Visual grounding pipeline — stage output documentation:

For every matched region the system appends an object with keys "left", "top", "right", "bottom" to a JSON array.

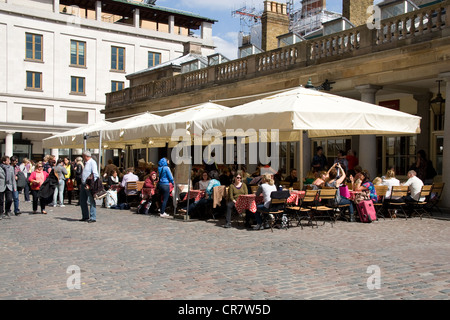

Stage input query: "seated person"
[
  {"left": 351, "top": 170, "right": 378, "bottom": 203},
  {"left": 223, "top": 174, "right": 248, "bottom": 229},
  {"left": 381, "top": 169, "right": 400, "bottom": 199},
  {"left": 284, "top": 168, "right": 298, "bottom": 187},
  {"left": 253, "top": 173, "right": 277, "bottom": 230},
  {"left": 121, "top": 167, "right": 140, "bottom": 195},
  {"left": 312, "top": 171, "right": 327, "bottom": 189},
  {"left": 403, "top": 170, "right": 425, "bottom": 204},
  {"left": 143, "top": 171, "right": 159, "bottom": 212},
  {"left": 303, "top": 168, "right": 316, "bottom": 186},
  {"left": 107, "top": 169, "right": 120, "bottom": 190},
  {"left": 181, "top": 171, "right": 221, "bottom": 218},
  {"left": 194, "top": 170, "right": 210, "bottom": 191},
  {"left": 326, "top": 163, "right": 355, "bottom": 222}
]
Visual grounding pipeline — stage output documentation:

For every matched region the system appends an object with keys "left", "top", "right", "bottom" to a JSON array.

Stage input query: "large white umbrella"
[
  {"left": 103, "top": 102, "right": 230, "bottom": 148},
  {"left": 42, "top": 120, "right": 111, "bottom": 149},
  {"left": 195, "top": 86, "right": 422, "bottom": 187},
  {"left": 197, "top": 87, "right": 421, "bottom": 139},
  {"left": 100, "top": 112, "right": 164, "bottom": 149}
]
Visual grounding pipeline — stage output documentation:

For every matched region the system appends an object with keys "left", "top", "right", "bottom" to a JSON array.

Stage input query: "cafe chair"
[
  {"left": 409, "top": 185, "right": 433, "bottom": 219},
  {"left": 427, "top": 182, "right": 445, "bottom": 214},
  {"left": 292, "top": 182, "right": 300, "bottom": 190},
  {"left": 262, "top": 190, "right": 291, "bottom": 232},
  {"left": 125, "top": 181, "right": 144, "bottom": 207},
  {"left": 313, "top": 188, "right": 339, "bottom": 227},
  {"left": 386, "top": 186, "right": 409, "bottom": 220},
  {"left": 374, "top": 185, "right": 389, "bottom": 220},
  {"left": 287, "top": 189, "right": 318, "bottom": 229}
]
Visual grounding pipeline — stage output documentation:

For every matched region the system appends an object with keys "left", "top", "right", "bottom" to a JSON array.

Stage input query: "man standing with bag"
[
  {"left": 80, "top": 151, "right": 99, "bottom": 223},
  {"left": 0, "top": 156, "right": 17, "bottom": 220}
]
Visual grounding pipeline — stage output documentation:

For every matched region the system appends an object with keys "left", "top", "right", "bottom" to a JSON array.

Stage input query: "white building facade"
[{"left": 0, "top": 0, "right": 216, "bottom": 161}]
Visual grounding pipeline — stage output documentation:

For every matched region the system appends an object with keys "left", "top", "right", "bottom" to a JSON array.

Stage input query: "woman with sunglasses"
[
  {"left": 223, "top": 174, "right": 248, "bottom": 228},
  {"left": 28, "top": 161, "right": 49, "bottom": 214}
]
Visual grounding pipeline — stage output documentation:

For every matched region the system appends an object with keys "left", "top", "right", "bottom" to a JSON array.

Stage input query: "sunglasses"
[{"left": 236, "top": 177, "right": 242, "bottom": 179}]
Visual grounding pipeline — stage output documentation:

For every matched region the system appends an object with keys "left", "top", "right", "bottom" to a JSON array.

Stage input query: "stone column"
[
  {"left": 134, "top": 8, "right": 140, "bottom": 28},
  {"left": 439, "top": 72, "right": 450, "bottom": 208},
  {"left": 168, "top": 15, "right": 175, "bottom": 34},
  {"left": 356, "top": 85, "right": 382, "bottom": 180},
  {"left": 414, "top": 92, "right": 433, "bottom": 155},
  {"left": 52, "top": 149, "right": 59, "bottom": 160},
  {"left": 5, "top": 131, "right": 14, "bottom": 157},
  {"left": 53, "top": 0, "right": 60, "bottom": 13},
  {"left": 95, "top": 1, "right": 102, "bottom": 21}
]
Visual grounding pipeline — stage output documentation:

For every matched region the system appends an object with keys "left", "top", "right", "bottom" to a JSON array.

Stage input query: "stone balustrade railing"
[{"left": 106, "top": 0, "right": 449, "bottom": 109}]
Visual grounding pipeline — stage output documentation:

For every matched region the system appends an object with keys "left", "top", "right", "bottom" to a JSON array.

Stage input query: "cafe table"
[{"left": 183, "top": 189, "right": 206, "bottom": 202}]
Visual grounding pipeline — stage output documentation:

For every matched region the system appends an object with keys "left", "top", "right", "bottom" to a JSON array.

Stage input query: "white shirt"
[
  {"left": 256, "top": 183, "right": 278, "bottom": 208},
  {"left": 403, "top": 176, "right": 425, "bottom": 201},
  {"left": 381, "top": 178, "right": 400, "bottom": 199}
]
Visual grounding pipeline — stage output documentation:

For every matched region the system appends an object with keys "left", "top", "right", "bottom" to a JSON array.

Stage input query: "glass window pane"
[
  {"left": 71, "top": 77, "right": 76, "bottom": 92},
  {"left": 34, "top": 72, "right": 41, "bottom": 88},
  {"left": 26, "top": 72, "right": 32, "bottom": 88}
]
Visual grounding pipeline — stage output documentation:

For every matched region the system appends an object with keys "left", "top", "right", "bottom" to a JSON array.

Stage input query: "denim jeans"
[
  {"left": 53, "top": 179, "right": 65, "bottom": 205},
  {"left": 339, "top": 198, "right": 354, "bottom": 219},
  {"left": 255, "top": 204, "right": 270, "bottom": 225},
  {"left": 80, "top": 184, "right": 96, "bottom": 221},
  {"left": 13, "top": 190, "right": 20, "bottom": 213},
  {"left": 159, "top": 184, "right": 171, "bottom": 214}
]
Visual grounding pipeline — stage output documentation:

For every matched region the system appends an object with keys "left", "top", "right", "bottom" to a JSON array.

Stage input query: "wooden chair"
[
  {"left": 262, "top": 190, "right": 291, "bottom": 232},
  {"left": 386, "top": 186, "right": 409, "bottom": 220},
  {"left": 409, "top": 185, "right": 433, "bottom": 219},
  {"left": 374, "top": 185, "right": 389, "bottom": 220},
  {"left": 312, "top": 188, "right": 339, "bottom": 227},
  {"left": 292, "top": 182, "right": 300, "bottom": 190},
  {"left": 286, "top": 189, "right": 318, "bottom": 229},
  {"left": 427, "top": 182, "right": 445, "bottom": 214},
  {"left": 125, "top": 181, "right": 142, "bottom": 207}
]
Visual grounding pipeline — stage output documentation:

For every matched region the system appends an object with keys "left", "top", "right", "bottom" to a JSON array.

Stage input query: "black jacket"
[{"left": 38, "top": 169, "right": 59, "bottom": 199}]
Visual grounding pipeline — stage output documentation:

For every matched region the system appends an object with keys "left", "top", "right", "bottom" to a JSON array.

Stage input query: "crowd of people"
[{"left": 0, "top": 146, "right": 439, "bottom": 225}]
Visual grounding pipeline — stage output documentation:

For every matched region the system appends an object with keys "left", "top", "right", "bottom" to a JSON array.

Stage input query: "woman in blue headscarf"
[{"left": 158, "top": 158, "right": 174, "bottom": 218}]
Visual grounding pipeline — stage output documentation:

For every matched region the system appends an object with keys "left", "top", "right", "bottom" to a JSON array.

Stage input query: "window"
[
  {"left": 111, "top": 81, "right": 124, "bottom": 92},
  {"left": 111, "top": 46, "right": 125, "bottom": 71},
  {"left": 22, "top": 107, "right": 45, "bottom": 121},
  {"left": 70, "top": 40, "right": 86, "bottom": 67},
  {"left": 71, "top": 76, "right": 85, "bottom": 94},
  {"left": 385, "top": 136, "right": 417, "bottom": 176},
  {"left": 26, "top": 71, "right": 42, "bottom": 90},
  {"left": 26, "top": 33, "right": 43, "bottom": 61},
  {"left": 148, "top": 51, "right": 161, "bottom": 68},
  {"left": 67, "top": 111, "right": 88, "bottom": 124}
]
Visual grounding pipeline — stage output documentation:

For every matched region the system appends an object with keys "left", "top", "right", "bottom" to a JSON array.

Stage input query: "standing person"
[
  {"left": 52, "top": 158, "right": 68, "bottom": 207},
  {"left": 63, "top": 157, "right": 74, "bottom": 205},
  {"left": 334, "top": 150, "right": 349, "bottom": 174},
  {"left": 311, "top": 146, "right": 328, "bottom": 172},
  {"left": 410, "top": 150, "right": 437, "bottom": 185},
  {"left": 10, "top": 156, "right": 22, "bottom": 215},
  {"left": 223, "top": 173, "right": 248, "bottom": 229},
  {"left": 346, "top": 150, "right": 359, "bottom": 176},
  {"left": 28, "top": 162, "right": 49, "bottom": 214},
  {"left": 19, "top": 158, "right": 31, "bottom": 202},
  {"left": 80, "top": 151, "right": 99, "bottom": 223},
  {"left": 157, "top": 157, "right": 174, "bottom": 218},
  {"left": 0, "top": 156, "right": 17, "bottom": 220},
  {"left": 74, "top": 157, "right": 84, "bottom": 206}
]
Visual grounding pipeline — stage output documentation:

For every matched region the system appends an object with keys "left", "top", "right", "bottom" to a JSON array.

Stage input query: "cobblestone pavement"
[{"left": 0, "top": 197, "right": 449, "bottom": 301}]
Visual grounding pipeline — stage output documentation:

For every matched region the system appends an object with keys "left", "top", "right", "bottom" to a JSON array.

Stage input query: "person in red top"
[
  {"left": 346, "top": 150, "right": 359, "bottom": 176},
  {"left": 28, "top": 161, "right": 49, "bottom": 214}
]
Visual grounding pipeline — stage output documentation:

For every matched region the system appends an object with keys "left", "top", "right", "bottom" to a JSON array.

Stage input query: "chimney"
[
  {"left": 261, "top": 1, "right": 290, "bottom": 52},
  {"left": 342, "top": 0, "right": 373, "bottom": 27},
  {"left": 183, "top": 41, "right": 202, "bottom": 55}
]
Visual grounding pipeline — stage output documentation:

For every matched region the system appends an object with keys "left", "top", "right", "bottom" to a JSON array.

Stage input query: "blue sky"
[{"left": 156, "top": 0, "right": 378, "bottom": 59}]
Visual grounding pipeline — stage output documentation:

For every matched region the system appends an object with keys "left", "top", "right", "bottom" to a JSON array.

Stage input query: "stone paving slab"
[{"left": 0, "top": 198, "right": 449, "bottom": 301}]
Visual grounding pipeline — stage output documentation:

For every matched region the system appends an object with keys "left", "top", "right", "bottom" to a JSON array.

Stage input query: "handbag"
[
  {"left": 354, "top": 190, "right": 370, "bottom": 204},
  {"left": 339, "top": 185, "right": 351, "bottom": 199},
  {"left": 66, "top": 179, "right": 74, "bottom": 191}
]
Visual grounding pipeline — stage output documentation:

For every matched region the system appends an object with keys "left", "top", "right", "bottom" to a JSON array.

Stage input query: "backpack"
[{"left": 137, "top": 199, "right": 152, "bottom": 214}]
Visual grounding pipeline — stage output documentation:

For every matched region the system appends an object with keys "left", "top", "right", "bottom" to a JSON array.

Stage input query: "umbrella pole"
[
  {"left": 185, "top": 156, "right": 192, "bottom": 221},
  {"left": 299, "top": 133, "right": 304, "bottom": 191}
]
